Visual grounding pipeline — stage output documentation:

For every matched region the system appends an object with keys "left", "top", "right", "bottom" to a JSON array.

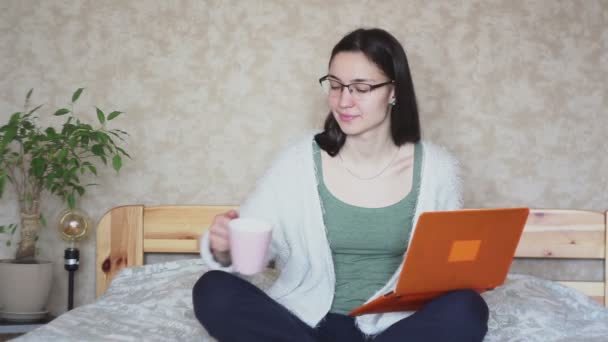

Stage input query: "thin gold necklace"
[{"left": 338, "top": 146, "right": 400, "bottom": 181}]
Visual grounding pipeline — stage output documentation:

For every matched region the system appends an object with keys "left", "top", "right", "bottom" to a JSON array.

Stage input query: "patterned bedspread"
[{"left": 15, "top": 259, "right": 608, "bottom": 341}]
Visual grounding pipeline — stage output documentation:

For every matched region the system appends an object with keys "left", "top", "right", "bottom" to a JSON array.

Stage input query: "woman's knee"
[
  {"left": 442, "top": 290, "right": 488, "bottom": 317},
  {"left": 192, "top": 270, "right": 240, "bottom": 325},
  {"left": 441, "top": 290, "right": 489, "bottom": 337}
]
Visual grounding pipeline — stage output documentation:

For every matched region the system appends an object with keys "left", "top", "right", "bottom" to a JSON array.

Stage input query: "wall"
[{"left": 0, "top": 0, "right": 606, "bottom": 316}]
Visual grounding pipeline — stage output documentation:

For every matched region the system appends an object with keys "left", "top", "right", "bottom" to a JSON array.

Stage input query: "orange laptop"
[{"left": 349, "top": 207, "right": 530, "bottom": 316}]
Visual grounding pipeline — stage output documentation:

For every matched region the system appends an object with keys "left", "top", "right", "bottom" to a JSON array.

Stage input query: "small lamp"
[{"left": 57, "top": 208, "right": 91, "bottom": 311}]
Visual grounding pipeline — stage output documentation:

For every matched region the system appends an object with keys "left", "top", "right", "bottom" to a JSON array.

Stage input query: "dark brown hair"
[{"left": 315, "top": 28, "right": 421, "bottom": 156}]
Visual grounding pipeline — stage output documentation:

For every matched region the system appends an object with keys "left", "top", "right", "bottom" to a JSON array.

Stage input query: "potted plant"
[{"left": 0, "top": 88, "right": 129, "bottom": 319}]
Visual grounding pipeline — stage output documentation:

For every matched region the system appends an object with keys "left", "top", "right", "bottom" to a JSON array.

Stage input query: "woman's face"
[{"left": 326, "top": 51, "right": 395, "bottom": 138}]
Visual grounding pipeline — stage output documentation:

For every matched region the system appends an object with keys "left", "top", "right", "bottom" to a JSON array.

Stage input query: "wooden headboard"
[{"left": 95, "top": 206, "right": 607, "bottom": 307}]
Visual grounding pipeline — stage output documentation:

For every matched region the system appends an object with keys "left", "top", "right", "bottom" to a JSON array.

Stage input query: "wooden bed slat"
[
  {"left": 144, "top": 239, "right": 198, "bottom": 253},
  {"left": 96, "top": 205, "right": 144, "bottom": 297},
  {"left": 515, "top": 210, "right": 605, "bottom": 259},
  {"left": 558, "top": 281, "right": 605, "bottom": 306},
  {"left": 142, "top": 205, "right": 237, "bottom": 253}
]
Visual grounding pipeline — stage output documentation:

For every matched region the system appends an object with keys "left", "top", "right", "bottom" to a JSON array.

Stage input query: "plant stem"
[{"left": 6, "top": 164, "right": 21, "bottom": 197}]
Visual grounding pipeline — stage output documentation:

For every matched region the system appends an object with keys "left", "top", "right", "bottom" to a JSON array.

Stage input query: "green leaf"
[
  {"left": 45, "top": 127, "right": 57, "bottom": 136},
  {"left": 0, "top": 172, "right": 5, "bottom": 195},
  {"left": 75, "top": 186, "right": 85, "bottom": 196},
  {"left": 116, "top": 146, "right": 131, "bottom": 158},
  {"left": 62, "top": 123, "right": 76, "bottom": 135},
  {"left": 112, "top": 154, "right": 122, "bottom": 172},
  {"left": 108, "top": 131, "right": 126, "bottom": 141},
  {"left": 45, "top": 173, "right": 56, "bottom": 188},
  {"left": 86, "top": 164, "right": 97, "bottom": 176},
  {"left": 54, "top": 108, "right": 70, "bottom": 116},
  {"left": 72, "top": 88, "right": 84, "bottom": 103},
  {"left": 22, "top": 120, "right": 34, "bottom": 130},
  {"left": 0, "top": 224, "right": 16, "bottom": 235},
  {"left": 32, "top": 157, "right": 46, "bottom": 177},
  {"left": 26, "top": 88, "right": 33, "bottom": 102},
  {"left": 97, "top": 132, "right": 108, "bottom": 144},
  {"left": 96, "top": 107, "right": 105, "bottom": 124},
  {"left": 107, "top": 111, "right": 123, "bottom": 121},
  {"left": 92, "top": 144, "right": 105, "bottom": 156},
  {"left": 40, "top": 214, "right": 47, "bottom": 227},
  {"left": 67, "top": 193, "right": 76, "bottom": 209},
  {"left": 2, "top": 126, "right": 17, "bottom": 145},
  {"left": 27, "top": 104, "right": 43, "bottom": 115},
  {"left": 66, "top": 165, "right": 79, "bottom": 180},
  {"left": 8, "top": 112, "right": 23, "bottom": 125},
  {"left": 57, "top": 149, "right": 68, "bottom": 161}
]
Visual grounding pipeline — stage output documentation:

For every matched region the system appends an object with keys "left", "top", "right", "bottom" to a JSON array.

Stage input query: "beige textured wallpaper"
[{"left": 1, "top": 1, "right": 606, "bottom": 316}]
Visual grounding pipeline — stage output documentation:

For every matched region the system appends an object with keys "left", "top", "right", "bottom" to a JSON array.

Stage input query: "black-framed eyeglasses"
[{"left": 318, "top": 75, "right": 394, "bottom": 100}]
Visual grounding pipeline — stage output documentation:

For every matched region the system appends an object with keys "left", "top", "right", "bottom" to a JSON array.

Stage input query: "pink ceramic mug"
[{"left": 229, "top": 218, "right": 273, "bottom": 275}]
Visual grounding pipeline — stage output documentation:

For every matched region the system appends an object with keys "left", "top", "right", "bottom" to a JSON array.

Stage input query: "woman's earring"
[{"left": 389, "top": 98, "right": 396, "bottom": 106}]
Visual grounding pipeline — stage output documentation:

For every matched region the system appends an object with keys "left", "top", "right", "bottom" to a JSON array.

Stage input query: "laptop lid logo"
[{"left": 448, "top": 240, "right": 481, "bottom": 262}]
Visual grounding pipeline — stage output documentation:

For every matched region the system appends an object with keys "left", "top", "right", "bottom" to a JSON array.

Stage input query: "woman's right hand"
[{"left": 208, "top": 209, "right": 239, "bottom": 265}]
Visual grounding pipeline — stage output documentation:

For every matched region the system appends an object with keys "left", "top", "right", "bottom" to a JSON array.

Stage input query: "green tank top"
[{"left": 313, "top": 141, "right": 422, "bottom": 314}]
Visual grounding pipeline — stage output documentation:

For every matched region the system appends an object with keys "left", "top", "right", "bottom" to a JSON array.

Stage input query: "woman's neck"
[{"left": 340, "top": 133, "right": 397, "bottom": 164}]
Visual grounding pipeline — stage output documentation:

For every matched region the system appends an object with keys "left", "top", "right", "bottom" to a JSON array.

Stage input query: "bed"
[{"left": 14, "top": 205, "right": 608, "bottom": 341}]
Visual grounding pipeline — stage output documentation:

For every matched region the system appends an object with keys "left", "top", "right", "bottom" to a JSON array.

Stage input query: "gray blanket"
[{"left": 16, "top": 259, "right": 608, "bottom": 341}]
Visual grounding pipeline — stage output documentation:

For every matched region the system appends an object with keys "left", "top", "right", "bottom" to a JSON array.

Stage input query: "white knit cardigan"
[{"left": 201, "top": 134, "right": 463, "bottom": 335}]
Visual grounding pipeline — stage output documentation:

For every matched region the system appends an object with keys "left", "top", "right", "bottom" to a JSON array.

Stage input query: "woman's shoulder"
[
  {"left": 262, "top": 132, "right": 318, "bottom": 174},
  {"left": 419, "top": 140, "right": 463, "bottom": 208},
  {"left": 273, "top": 131, "right": 318, "bottom": 162},
  {"left": 419, "top": 140, "right": 460, "bottom": 169},
  {"left": 244, "top": 133, "right": 317, "bottom": 196}
]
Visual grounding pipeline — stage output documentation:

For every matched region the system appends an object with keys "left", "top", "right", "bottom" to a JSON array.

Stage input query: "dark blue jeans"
[{"left": 192, "top": 270, "right": 488, "bottom": 342}]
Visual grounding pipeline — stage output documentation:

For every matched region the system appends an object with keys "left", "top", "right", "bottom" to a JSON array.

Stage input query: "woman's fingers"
[
  {"left": 225, "top": 209, "right": 239, "bottom": 219},
  {"left": 209, "top": 210, "right": 239, "bottom": 253}
]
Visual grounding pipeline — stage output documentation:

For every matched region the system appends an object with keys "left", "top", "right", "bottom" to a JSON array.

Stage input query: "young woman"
[{"left": 193, "top": 28, "right": 489, "bottom": 342}]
